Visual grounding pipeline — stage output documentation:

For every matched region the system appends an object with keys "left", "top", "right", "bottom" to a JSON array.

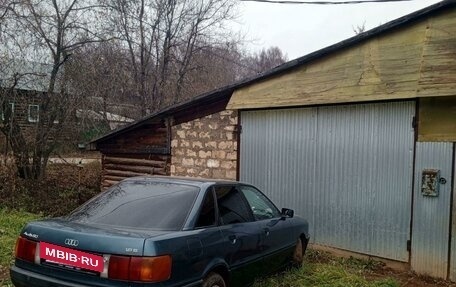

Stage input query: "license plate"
[{"left": 40, "top": 242, "right": 104, "bottom": 273}]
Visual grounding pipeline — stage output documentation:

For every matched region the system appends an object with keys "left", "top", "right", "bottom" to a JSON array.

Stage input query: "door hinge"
[
  {"left": 407, "top": 240, "right": 411, "bottom": 252},
  {"left": 235, "top": 124, "right": 242, "bottom": 134}
]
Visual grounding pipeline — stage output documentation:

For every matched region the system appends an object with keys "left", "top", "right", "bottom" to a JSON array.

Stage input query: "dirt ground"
[{"left": 0, "top": 266, "right": 10, "bottom": 286}]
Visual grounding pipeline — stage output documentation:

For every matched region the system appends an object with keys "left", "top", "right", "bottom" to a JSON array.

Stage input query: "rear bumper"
[
  {"left": 10, "top": 265, "right": 88, "bottom": 287},
  {"left": 11, "top": 265, "right": 203, "bottom": 287}
]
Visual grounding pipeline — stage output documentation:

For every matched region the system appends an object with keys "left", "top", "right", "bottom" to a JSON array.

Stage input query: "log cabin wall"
[
  {"left": 101, "top": 153, "right": 170, "bottom": 189},
  {"left": 170, "top": 110, "right": 238, "bottom": 180},
  {"left": 97, "top": 120, "right": 171, "bottom": 189},
  {"left": 0, "top": 89, "right": 43, "bottom": 140},
  {"left": 0, "top": 89, "right": 77, "bottom": 151}
]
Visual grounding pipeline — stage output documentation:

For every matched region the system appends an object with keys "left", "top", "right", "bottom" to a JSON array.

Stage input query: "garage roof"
[{"left": 89, "top": 0, "right": 454, "bottom": 146}]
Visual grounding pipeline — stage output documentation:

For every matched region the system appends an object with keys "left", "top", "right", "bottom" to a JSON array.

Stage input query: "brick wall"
[{"left": 171, "top": 110, "right": 238, "bottom": 180}]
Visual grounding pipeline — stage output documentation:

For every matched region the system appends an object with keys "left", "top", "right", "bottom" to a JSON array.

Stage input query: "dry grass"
[
  {"left": 0, "top": 161, "right": 101, "bottom": 217},
  {"left": 254, "top": 250, "right": 398, "bottom": 287}
]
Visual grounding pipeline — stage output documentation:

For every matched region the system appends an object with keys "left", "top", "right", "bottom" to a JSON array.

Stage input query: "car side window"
[
  {"left": 215, "top": 186, "right": 253, "bottom": 225},
  {"left": 240, "top": 186, "right": 281, "bottom": 221},
  {"left": 195, "top": 189, "right": 216, "bottom": 228}
]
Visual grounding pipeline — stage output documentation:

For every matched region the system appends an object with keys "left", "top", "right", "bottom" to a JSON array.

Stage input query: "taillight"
[
  {"left": 130, "top": 255, "right": 172, "bottom": 282},
  {"left": 108, "top": 255, "right": 172, "bottom": 282},
  {"left": 108, "top": 255, "right": 130, "bottom": 280},
  {"left": 15, "top": 236, "right": 37, "bottom": 263}
]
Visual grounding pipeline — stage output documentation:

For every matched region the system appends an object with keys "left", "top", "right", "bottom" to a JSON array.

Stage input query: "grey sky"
[{"left": 231, "top": 0, "right": 442, "bottom": 60}]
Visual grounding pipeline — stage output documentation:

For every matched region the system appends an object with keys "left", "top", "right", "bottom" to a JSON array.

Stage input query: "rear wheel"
[
  {"left": 292, "top": 237, "right": 304, "bottom": 266},
  {"left": 203, "top": 272, "right": 226, "bottom": 287}
]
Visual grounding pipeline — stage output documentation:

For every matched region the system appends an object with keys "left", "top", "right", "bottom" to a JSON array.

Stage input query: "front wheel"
[
  {"left": 292, "top": 237, "right": 304, "bottom": 266},
  {"left": 202, "top": 272, "right": 226, "bottom": 287}
]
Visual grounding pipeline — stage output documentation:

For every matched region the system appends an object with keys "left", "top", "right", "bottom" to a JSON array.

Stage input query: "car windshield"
[{"left": 67, "top": 180, "right": 199, "bottom": 230}]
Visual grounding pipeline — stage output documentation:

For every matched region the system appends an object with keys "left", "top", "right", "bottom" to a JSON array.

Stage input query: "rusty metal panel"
[
  {"left": 411, "top": 142, "right": 453, "bottom": 279},
  {"left": 240, "top": 101, "right": 415, "bottom": 262},
  {"left": 421, "top": 169, "right": 441, "bottom": 197}
]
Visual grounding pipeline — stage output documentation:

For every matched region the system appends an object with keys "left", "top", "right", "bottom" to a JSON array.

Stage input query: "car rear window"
[{"left": 67, "top": 181, "right": 199, "bottom": 230}]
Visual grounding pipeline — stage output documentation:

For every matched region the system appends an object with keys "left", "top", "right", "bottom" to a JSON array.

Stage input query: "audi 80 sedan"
[{"left": 11, "top": 176, "right": 310, "bottom": 287}]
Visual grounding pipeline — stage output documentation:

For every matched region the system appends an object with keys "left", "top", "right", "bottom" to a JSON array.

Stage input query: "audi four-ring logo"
[{"left": 64, "top": 239, "right": 79, "bottom": 247}]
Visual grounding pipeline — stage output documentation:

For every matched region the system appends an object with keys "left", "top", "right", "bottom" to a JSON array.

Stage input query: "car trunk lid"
[{"left": 21, "top": 218, "right": 166, "bottom": 256}]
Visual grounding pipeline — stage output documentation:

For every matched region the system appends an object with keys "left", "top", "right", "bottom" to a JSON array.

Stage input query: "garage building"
[{"left": 89, "top": 1, "right": 456, "bottom": 280}]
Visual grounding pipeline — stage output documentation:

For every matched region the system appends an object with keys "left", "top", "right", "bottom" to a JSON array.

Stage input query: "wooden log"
[
  {"left": 140, "top": 137, "right": 167, "bottom": 145},
  {"left": 109, "top": 135, "right": 167, "bottom": 146},
  {"left": 105, "top": 169, "right": 149, "bottom": 177},
  {"left": 104, "top": 156, "right": 166, "bottom": 167},
  {"left": 107, "top": 153, "right": 170, "bottom": 161},
  {"left": 105, "top": 169, "right": 167, "bottom": 176},
  {"left": 152, "top": 170, "right": 167, "bottom": 176},
  {"left": 102, "top": 179, "right": 119, "bottom": 186},
  {"left": 104, "top": 175, "right": 128, "bottom": 181},
  {"left": 104, "top": 169, "right": 169, "bottom": 177},
  {"left": 104, "top": 164, "right": 165, "bottom": 174},
  {"left": 100, "top": 148, "right": 169, "bottom": 155},
  {"left": 103, "top": 170, "right": 168, "bottom": 183}
]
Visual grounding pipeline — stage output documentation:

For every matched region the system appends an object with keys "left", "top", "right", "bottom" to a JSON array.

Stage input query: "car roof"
[{"left": 121, "top": 175, "right": 242, "bottom": 187}]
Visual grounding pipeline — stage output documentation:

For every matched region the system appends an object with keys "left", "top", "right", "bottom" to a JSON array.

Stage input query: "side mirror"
[{"left": 281, "top": 208, "right": 294, "bottom": 218}]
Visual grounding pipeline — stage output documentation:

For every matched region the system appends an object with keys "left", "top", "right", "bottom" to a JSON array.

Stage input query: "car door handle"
[
  {"left": 228, "top": 235, "right": 237, "bottom": 244},
  {"left": 263, "top": 228, "right": 270, "bottom": 236}
]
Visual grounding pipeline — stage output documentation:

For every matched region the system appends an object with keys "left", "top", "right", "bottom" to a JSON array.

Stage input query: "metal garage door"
[
  {"left": 412, "top": 142, "right": 453, "bottom": 278},
  {"left": 240, "top": 101, "right": 415, "bottom": 261}
]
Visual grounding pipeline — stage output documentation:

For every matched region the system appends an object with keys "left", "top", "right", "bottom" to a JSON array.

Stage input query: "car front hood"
[{"left": 21, "top": 218, "right": 169, "bottom": 256}]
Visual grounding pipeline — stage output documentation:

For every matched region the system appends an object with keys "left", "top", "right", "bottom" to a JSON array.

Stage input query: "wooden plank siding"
[
  {"left": 227, "top": 7, "right": 456, "bottom": 110},
  {"left": 97, "top": 120, "right": 171, "bottom": 189},
  {"left": 97, "top": 122, "right": 169, "bottom": 154},
  {"left": 418, "top": 96, "right": 456, "bottom": 142}
]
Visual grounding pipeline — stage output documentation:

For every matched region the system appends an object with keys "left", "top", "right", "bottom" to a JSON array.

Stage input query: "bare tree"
[
  {"left": 0, "top": 0, "right": 17, "bottom": 21},
  {"left": 65, "top": 40, "right": 249, "bottom": 128},
  {"left": 64, "top": 41, "right": 137, "bottom": 138},
  {"left": 173, "top": 41, "right": 248, "bottom": 100},
  {"left": 353, "top": 21, "right": 366, "bottom": 34},
  {"left": 240, "top": 46, "right": 288, "bottom": 78},
  {"left": 0, "top": 0, "right": 106, "bottom": 179},
  {"left": 104, "top": 0, "right": 237, "bottom": 116}
]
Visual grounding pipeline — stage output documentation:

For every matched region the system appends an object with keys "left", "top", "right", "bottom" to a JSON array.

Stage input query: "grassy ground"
[
  {"left": 0, "top": 209, "right": 452, "bottom": 287},
  {"left": 0, "top": 209, "right": 42, "bottom": 286},
  {"left": 254, "top": 250, "right": 399, "bottom": 287},
  {"left": 0, "top": 209, "right": 398, "bottom": 287}
]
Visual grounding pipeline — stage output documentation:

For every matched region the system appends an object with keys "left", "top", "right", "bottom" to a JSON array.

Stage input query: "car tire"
[
  {"left": 292, "top": 237, "right": 304, "bottom": 266},
  {"left": 202, "top": 272, "right": 226, "bottom": 287}
]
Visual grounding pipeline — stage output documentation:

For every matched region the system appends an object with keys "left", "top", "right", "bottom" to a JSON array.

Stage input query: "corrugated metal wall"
[
  {"left": 240, "top": 101, "right": 415, "bottom": 262},
  {"left": 451, "top": 147, "right": 456, "bottom": 281},
  {"left": 411, "top": 143, "right": 453, "bottom": 278}
]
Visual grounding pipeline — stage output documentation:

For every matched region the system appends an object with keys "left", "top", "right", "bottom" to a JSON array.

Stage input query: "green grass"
[
  {"left": 254, "top": 250, "right": 400, "bottom": 287},
  {"left": 0, "top": 208, "right": 41, "bottom": 286},
  {"left": 0, "top": 209, "right": 399, "bottom": 287}
]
